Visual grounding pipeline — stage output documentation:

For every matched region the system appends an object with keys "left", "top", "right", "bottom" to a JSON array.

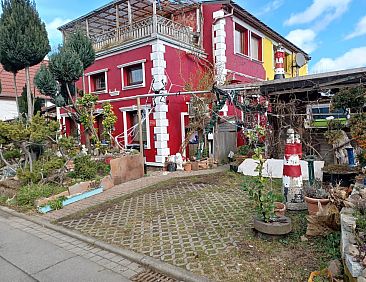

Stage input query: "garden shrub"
[
  {"left": 3, "top": 149, "right": 21, "bottom": 160},
  {"left": 17, "top": 156, "right": 66, "bottom": 184},
  {"left": 16, "top": 184, "right": 66, "bottom": 207},
  {"left": 73, "top": 155, "right": 97, "bottom": 180},
  {"left": 73, "top": 155, "right": 110, "bottom": 181}
]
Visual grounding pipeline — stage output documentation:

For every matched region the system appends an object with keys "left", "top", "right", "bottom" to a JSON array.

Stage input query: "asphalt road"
[{"left": 0, "top": 209, "right": 132, "bottom": 282}]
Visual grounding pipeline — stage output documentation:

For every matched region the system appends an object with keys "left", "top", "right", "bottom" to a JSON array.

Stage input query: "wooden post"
[
  {"left": 115, "top": 4, "right": 120, "bottom": 39},
  {"left": 127, "top": 0, "right": 132, "bottom": 27},
  {"left": 85, "top": 19, "right": 90, "bottom": 37},
  {"left": 137, "top": 97, "right": 144, "bottom": 156},
  {"left": 152, "top": 0, "right": 157, "bottom": 34}
]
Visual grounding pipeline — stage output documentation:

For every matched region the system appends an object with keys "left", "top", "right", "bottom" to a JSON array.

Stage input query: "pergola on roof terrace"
[{"left": 58, "top": 0, "right": 202, "bottom": 35}]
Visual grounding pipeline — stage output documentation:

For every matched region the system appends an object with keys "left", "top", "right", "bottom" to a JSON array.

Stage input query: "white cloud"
[
  {"left": 286, "top": 29, "right": 318, "bottom": 53},
  {"left": 346, "top": 15, "right": 366, "bottom": 39},
  {"left": 284, "top": 0, "right": 351, "bottom": 30},
  {"left": 46, "top": 17, "right": 70, "bottom": 47},
  {"left": 311, "top": 46, "right": 366, "bottom": 73},
  {"left": 256, "top": 0, "right": 284, "bottom": 16}
]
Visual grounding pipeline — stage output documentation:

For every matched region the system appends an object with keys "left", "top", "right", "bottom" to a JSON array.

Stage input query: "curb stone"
[{"left": 0, "top": 206, "right": 211, "bottom": 282}]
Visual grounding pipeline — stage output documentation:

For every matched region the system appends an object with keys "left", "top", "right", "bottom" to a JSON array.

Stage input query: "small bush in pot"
[
  {"left": 242, "top": 126, "right": 292, "bottom": 235},
  {"left": 304, "top": 179, "right": 330, "bottom": 215},
  {"left": 243, "top": 146, "right": 275, "bottom": 222}
]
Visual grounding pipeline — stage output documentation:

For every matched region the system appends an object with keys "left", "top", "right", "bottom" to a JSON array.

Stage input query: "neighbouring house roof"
[{"left": 0, "top": 61, "right": 49, "bottom": 99}]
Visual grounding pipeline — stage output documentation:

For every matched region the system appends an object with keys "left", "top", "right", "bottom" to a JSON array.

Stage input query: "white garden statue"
[
  {"left": 81, "top": 145, "right": 88, "bottom": 156},
  {"left": 175, "top": 153, "right": 184, "bottom": 171}
]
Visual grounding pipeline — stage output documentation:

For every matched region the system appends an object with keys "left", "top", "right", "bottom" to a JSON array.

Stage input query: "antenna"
[{"left": 295, "top": 53, "right": 306, "bottom": 68}]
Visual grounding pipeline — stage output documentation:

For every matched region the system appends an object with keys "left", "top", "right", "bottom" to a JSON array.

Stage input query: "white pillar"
[
  {"left": 151, "top": 40, "right": 169, "bottom": 164},
  {"left": 213, "top": 10, "right": 227, "bottom": 85}
]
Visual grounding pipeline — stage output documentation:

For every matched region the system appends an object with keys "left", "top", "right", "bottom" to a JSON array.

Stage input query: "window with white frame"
[
  {"left": 94, "top": 73, "right": 106, "bottom": 91},
  {"left": 118, "top": 59, "right": 146, "bottom": 90},
  {"left": 86, "top": 69, "right": 108, "bottom": 93},
  {"left": 120, "top": 106, "right": 151, "bottom": 149},
  {"left": 251, "top": 34, "right": 262, "bottom": 61},
  {"left": 234, "top": 24, "right": 248, "bottom": 55}
]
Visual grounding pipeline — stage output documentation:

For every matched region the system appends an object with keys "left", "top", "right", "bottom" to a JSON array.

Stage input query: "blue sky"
[{"left": 35, "top": 0, "right": 366, "bottom": 74}]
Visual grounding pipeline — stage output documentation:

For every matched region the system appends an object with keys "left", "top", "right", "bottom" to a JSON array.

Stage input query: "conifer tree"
[
  {"left": 0, "top": 0, "right": 50, "bottom": 121},
  {"left": 35, "top": 41, "right": 96, "bottom": 152},
  {"left": 64, "top": 29, "right": 95, "bottom": 94}
]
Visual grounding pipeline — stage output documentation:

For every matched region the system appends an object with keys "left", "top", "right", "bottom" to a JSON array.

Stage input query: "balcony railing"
[{"left": 90, "top": 15, "right": 198, "bottom": 52}]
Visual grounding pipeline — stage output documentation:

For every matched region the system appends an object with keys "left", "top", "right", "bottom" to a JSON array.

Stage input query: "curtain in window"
[{"left": 251, "top": 36, "right": 259, "bottom": 60}]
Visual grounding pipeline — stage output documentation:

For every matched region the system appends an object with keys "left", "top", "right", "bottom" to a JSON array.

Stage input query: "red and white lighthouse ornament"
[
  {"left": 274, "top": 43, "right": 285, "bottom": 80},
  {"left": 283, "top": 128, "right": 306, "bottom": 210}
]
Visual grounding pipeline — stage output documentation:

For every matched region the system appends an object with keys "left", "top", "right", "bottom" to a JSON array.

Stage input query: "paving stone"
[{"left": 57, "top": 176, "right": 249, "bottom": 277}]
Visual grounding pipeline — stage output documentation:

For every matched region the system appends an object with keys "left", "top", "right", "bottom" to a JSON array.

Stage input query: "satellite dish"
[{"left": 295, "top": 53, "right": 306, "bottom": 67}]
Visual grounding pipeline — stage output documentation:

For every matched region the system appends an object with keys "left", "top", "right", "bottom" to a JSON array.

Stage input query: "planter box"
[
  {"left": 38, "top": 187, "right": 103, "bottom": 214},
  {"left": 110, "top": 154, "right": 144, "bottom": 185}
]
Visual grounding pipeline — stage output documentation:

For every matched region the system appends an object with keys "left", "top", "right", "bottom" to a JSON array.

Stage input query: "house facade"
[
  {"left": 0, "top": 62, "right": 50, "bottom": 121},
  {"left": 59, "top": 0, "right": 309, "bottom": 166}
]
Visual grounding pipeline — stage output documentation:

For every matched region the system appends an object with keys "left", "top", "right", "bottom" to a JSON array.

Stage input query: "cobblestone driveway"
[{"left": 58, "top": 174, "right": 251, "bottom": 278}]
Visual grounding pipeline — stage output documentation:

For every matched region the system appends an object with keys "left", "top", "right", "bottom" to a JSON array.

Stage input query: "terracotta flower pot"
[
  {"left": 274, "top": 202, "right": 286, "bottom": 217},
  {"left": 304, "top": 196, "right": 330, "bottom": 215},
  {"left": 191, "top": 162, "right": 199, "bottom": 171},
  {"left": 184, "top": 162, "right": 192, "bottom": 171}
]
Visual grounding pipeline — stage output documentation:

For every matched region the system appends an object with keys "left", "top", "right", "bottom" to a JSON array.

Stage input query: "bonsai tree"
[
  {"left": 0, "top": 114, "right": 59, "bottom": 172},
  {"left": 0, "top": 0, "right": 50, "bottom": 120},
  {"left": 35, "top": 30, "right": 97, "bottom": 152},
  {"left": 64, "top": 29, "right": 95, "bottom": 94}
]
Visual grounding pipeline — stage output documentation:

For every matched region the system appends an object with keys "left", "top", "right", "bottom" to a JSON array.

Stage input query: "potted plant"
[
  {"left": 274, "top": 194, "right": 286, "bottom": 217},
  {"left": 304, "top": 180, "right": 330, "bottom": 215},
  {"left": 243, "top": 144, "right": 291, "bottom": 235}
]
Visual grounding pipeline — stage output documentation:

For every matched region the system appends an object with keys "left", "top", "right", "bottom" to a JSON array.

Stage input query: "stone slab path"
[
  {"left": 0, "top": 208, "right": 145, "bottom": 281},
  {"left": 41, "top": 167, "right": 227, "bottom": 221}
]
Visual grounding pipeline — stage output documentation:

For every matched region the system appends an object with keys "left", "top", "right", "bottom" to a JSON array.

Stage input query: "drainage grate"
[{"left": 131, "top": 269, "right": 177, "bottom": 282}]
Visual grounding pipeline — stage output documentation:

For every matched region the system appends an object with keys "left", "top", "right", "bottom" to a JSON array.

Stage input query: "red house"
[{"left": 59, "top": 0, "right": 309, "bottom": 166}]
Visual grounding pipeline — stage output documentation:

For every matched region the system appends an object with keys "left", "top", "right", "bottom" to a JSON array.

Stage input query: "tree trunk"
[
  {"left": 21, "top": 142, "right": 33, "bottom": 173},
  {"left": 82, "top": 71, "right": 86, "bottom": 95},
  {"left": 25, "top": 67, "right": 33, "bottom": 121},
  {"left": 12, "top": 73, "right": 20, "bottom": 118},
  {"left": 85, "top": 129, "right": 92, "bottom": 154}
]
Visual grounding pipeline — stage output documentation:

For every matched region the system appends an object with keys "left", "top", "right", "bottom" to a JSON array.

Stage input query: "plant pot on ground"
[
  {"left": 274, "top": 202, "right": 286, "bottom": 217},
  {"left": 242, "top": 126, "right": 291, "bottom": 236},
  {"left": 304, "top": 180, "right": 330, "bottom": 215},
  {"left": 191, "top": 161, "right": 199, "bottom": 171},
  {"left": 183, "top": 162, "right": 192, "bottom": 171},
  {"left": 167, "top": 162, "right": 176, "bottom": 172}
]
